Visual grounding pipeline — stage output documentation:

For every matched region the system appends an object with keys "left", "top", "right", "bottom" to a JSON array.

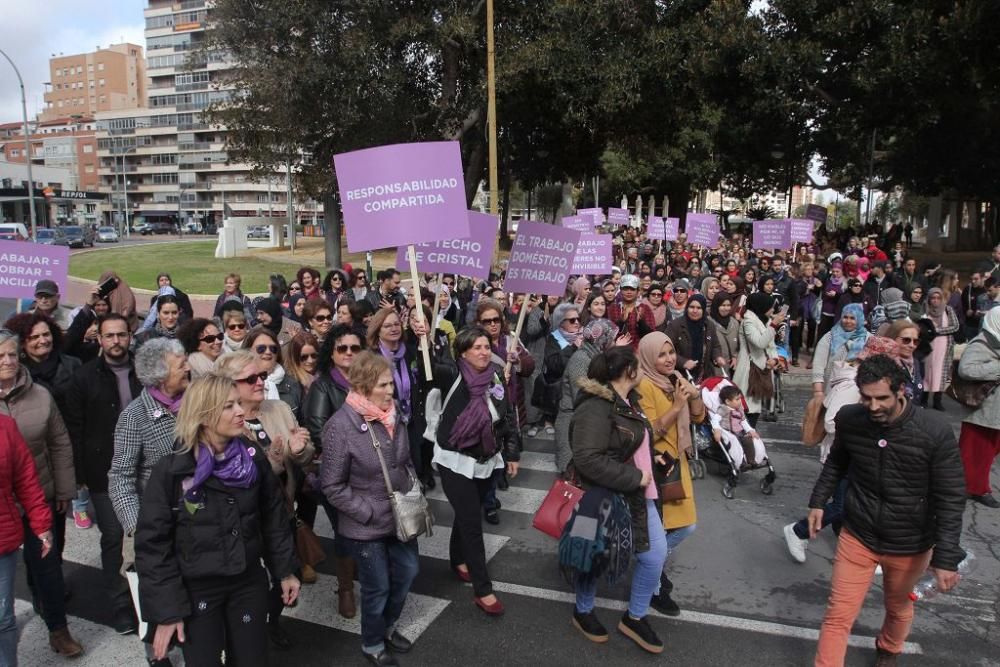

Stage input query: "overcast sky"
[{"left": 0, "top": 0, "right": 145, "bottom": 123}]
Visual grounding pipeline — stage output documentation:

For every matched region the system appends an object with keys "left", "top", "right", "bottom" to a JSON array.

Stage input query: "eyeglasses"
[
  {"left": 674, "top": 288, "right": 687, "bottom": 293},
  {"left": 289, "top": 285, "right": 301, "bottom": 292},
  {"left": 479, "top": 317, "right": 502, "bottom": 326},
  {"left": 235, "top": 371, "right": 268, "bottom": 385},
  {"left": 648, "top": 292, "right": 663, "bottom": 298},
  {"left": 227, "top": 323, "right": 247, "bottom": 331},
  {"left": 897, "top": 336, "right": 918, "bottom": 345},
  {"left": 255, "top": 344, "right": 279, "bottom": 355},
  {"left": 335, "top": 344, "right": 363, "bottom": 354},
  {"left": 443, "top": 280, "right": 455, "bottom": 286},
  {"left": 564, "top": 317, "right": 580, "bottom": 324},
  {"left": 331, "top": 276, "right": 342, "bottom": 282},
  {"left": 312, "top": 314, "right": 334, "bottom": 322},
  {"left": 300, "top": 352, "right": 319, "bottom": 360},
  {"left": 199, "top": 333, "right": 224, "bottom": 344}
]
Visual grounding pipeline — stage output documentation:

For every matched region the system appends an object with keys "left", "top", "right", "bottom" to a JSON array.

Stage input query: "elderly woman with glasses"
[
  {"left": 214, "top": 351, "right": 313, "bottom": 648},
  {"left": 531, "top": 304, "right": 582, "bottom": 437},
  {"left": 136, "top": 374, "right": 299, "bottom": 665},
  {"left": 177, "top": 317, "right": 225, "bottom": 378},
  {"left": 243, "top": 326, "right": 302, "bottom": 418},
  {"left": 0, "top": 328, "right": 82, "bottom": 656},
  {"left": 304, "top": 298, "right": 336, "bottom": 345}
]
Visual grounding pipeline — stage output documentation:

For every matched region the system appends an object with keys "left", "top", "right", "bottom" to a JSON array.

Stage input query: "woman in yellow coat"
[{"left": 636, "top": 331, "right": 705, "bottom": 617}]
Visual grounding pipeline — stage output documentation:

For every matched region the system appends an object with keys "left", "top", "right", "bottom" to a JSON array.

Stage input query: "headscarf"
[
  {"left": 747, "top": 292, "right": 775, "bottom": 322},
  {"left": 287, "top": 294, "right": 305, "bottom": 323},
  {"left": 711, "top": 292, "right": 734, "bottom": 328},
  {"left": 700, "top": 277, "right": 720, "bottom": 297},
  {"left": 139, "top": 285, "right": 177, "bottom": 333},
  {"left": 857, "top": 335, "right": 900, "bottom": 362},
  {"left": 637, "top": 332, "right": 692, "bottom": 455},
  {"left": 830, "top": 303, "right": 871, "bottom": 361},
  {"left": 685, "top": 294, "right": 708, "bottom": 366},
  {"left": 981, "top": 308, "right": 1000, "bottom": 348},
  {"left": 581, "top": 318, "right": 618, "bottom": 351},
  {"left": 255, "top": 298, "right": 283, "bottom": 336},
  {"left": 925, "top": 287, "right": 947, "bottom": 320}
]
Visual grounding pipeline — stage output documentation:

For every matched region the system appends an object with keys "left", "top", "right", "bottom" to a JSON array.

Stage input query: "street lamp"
[
  {"left": 117, "top": 141, "right": 136, "bottom": 238},
  {"left": 0, "top": 48, "right": 38, "bottom": 240}
]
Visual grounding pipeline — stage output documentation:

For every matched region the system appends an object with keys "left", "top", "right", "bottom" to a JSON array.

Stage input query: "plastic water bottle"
[{"left": 909, "top": 549, "right": 976, "bottom": 601}]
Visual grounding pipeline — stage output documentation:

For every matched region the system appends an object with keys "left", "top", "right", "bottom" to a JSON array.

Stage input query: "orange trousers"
[{"left": 815, "top": 530, "right": 932, "bottom": 666}]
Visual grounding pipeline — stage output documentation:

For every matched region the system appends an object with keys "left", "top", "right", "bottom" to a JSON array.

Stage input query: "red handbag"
[{"left": 532, "top": 477, "right": 584, "bottom": 539}]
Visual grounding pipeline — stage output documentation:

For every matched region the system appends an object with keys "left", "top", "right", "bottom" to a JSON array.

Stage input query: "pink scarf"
[
  {"left": 148, "top": 386, "right": 183, "bottom": 415},
  {"left": 346, "top": 391, "right": 397, "bottom": 439}
]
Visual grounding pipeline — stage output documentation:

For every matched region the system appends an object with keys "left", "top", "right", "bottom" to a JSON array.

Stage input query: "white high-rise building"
[{"left": 95, "top": 0, "right": 292, "bottom": 230}]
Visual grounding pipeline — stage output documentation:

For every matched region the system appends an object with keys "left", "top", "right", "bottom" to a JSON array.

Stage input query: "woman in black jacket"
[
  {"left": 432, "top": 326, "right": 520, "bottom": 617},
  {"left": 136, "top": 374, "right": 299, "bottom": 665},
  {"left": 537, "top": 303, "right": 583, "bottom": 432},
  {"left": 569, "top": 346, "right": 668, "bottom": 654},
  {"left": 663, "top": 294, "right": 724, "bottom": 383}
]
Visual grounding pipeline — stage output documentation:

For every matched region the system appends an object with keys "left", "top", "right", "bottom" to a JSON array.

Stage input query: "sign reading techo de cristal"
[{"left": 334, "top": 141, "right": 471, "bottom": 252}]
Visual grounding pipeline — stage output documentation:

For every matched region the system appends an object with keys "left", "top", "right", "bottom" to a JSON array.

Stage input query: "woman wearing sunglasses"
[
  {"left": 284, "top": 332, "right": 320, "bottom": 393},
  {"left": 215, "top": 352, "right": 313, "bottom": 629},
  {"left": 243, "top": 327, "right": 303, "bottom": 419},
  {"left": 350, "top": 269, "right": 370, "bottom": 302},
  {"left": 532, "top": 304, "right": 582, "bottom": 438},
  {"left": 303, "top": 299, "right": 336, "bottom": 345},
  {"left": 177, "top": 318, "right": 225, "bottom": 378},
  {"left": 221, "top": 304, "right": 250, "bottom": 353}
]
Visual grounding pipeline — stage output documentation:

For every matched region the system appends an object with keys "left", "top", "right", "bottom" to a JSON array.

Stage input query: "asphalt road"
[{"left": 11, "top": 387, "right": 1000, "bottom": 666}]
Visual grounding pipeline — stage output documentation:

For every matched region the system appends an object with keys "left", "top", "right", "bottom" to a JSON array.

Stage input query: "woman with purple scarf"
[
  {"left": 136, "top": 374, "right": 299, "bottom": 666},
  {"left": 301, "top": 322, "right": 367, "bottom": 618},
  {"left": 818, "top": 260, "right": 846, "bottom": 341},
  {"left": 432, "top": 326, "right": 521, "bottom": 617}
]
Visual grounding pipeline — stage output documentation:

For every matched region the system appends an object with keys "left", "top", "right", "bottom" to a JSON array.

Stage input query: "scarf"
[
  {"left": 379, "top": 340, "right": 412, "bottom": 418},
  {"left": 637, "top": 332, "right": 693, "bottom": 455},
  {"left": 448, "top": 359, "right": 498, "bottom": 455},
  {"left": 264, "top": 365, "right": 284, "bottom": 401},
  {"left": 183, "top": 438, "right": 258, "bottom": 506},
  {"left": 223, "top": 335, "right": 244, "bottom": 353},
  {"left": 711, "top": 293, "right": 733, "bottom": 328},
  {"left": 286, "top": 294, "right": 305, "bottom": 323},
  {"left": 148, "top": 385, "right": 184, "bottom": 415},
  {"left": 830, "top": 303, "right": 871, "bottom": 362},
  {"left": 25, "top": 353, "right": 60, "bottom": 388},
  {"left": 684, "top": 294, "right": 708, "bottom": 366},
  {"left": 330, "top": 367, "right": 351, "bottom": 393},
  {"left": 925, "top": 287, "right": 946, "bottom": 319},
  {"left": 553, "top": 327, "right": 582, "bottom": 350},
  {"left": 345, "top": 390, "right": 397, "bottom": 438}
]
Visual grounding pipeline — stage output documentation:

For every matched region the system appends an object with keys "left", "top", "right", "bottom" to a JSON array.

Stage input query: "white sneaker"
[
  {"left": 874, "top": 564, "right": 883, "bottom": 577},
  {"left": 783, "top": 523, "right": 808, "bottom": 563},
  {"left": 526, "top": 427, "right": 539, "bottom": 438}
]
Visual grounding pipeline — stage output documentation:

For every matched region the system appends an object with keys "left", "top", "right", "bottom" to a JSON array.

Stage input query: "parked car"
[
  {"left": 141, "top": 222, "right": 175, "bottom": 235},
  {"left": 247, "top": 225, "right": 270, "bottom": 239},
  {"left": 35, "top": 228, "right": 69, "bottom": 246},
  {"left": 62, "top": 225, "right": 95, "bottom": 248},
  {"left": 97, "top": 226, "right": 120, "bottom": 243},
  {"left": 131, "top": 222, "right": 151, "bottom": 235}
]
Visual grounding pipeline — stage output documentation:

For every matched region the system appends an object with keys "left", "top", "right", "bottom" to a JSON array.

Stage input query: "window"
[
  {"left": 83, "top": 145, "right": 94, "bottom": 153},
  {"left": 76, "top": 66, "right": 83, "bottom": 74},
  {"left": 85, "top": 165, "right": 95, "bottom": 173},
  {"left": 89, "top": 81, "right": 95, "bottom": 89},
  {"left": 88, "top": 64, "right": 94, "bottom": 72},
  {"left": 99, "top": 96, "right": 106, "bottom": 103},
  {"left": 9, "top": 150, "right": 18, "bottom": 157},
  {"left": 99, "top": 78, "right": 105, "bottom": 86},
  {"left": 57, "top": 101, "right": 63, "bottom": 108},
  {"left": 98, "top": 63, "right": 104, "bottom": 71}
]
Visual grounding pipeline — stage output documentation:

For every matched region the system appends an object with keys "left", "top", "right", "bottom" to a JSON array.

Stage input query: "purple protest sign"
[
  {"left": 685, "top": 213, "right": 720, "bottom": 247},
  {"left": 394, "top": 211, "right": 498, "bottom": 280},
  {"left": 561, "top": 215, "right": 591, "bottom": 232},
  {"left": 753, "top": 219, "right": 792, "bottom": 250},
  {"left": 646, "top": 215, "right": 666, "bottom": 240},
  {"left": 0, "top": 241, "right": 69, "bottom": 300},
  {"left": 607, "top": 207, "right": 630, "bottom": 226},
  {"left": 788, "top": 218, "right": 814, "bottom": 244},
  {"left": 505, "top": 221, "right": 581, "bottom": 296},
  {"left": 334, "top": 141, "right": 469, "bottom": 252},
  {"left": 664, "top": 217, "right": 680, "bottom": 241},
  {"left": 572, "top": 234, "right": 613, "bottom": 274},
  {"left": 578, "top": 208, "right": 604, "bottom": 227},
  {"left": 805, "top": 203, "right": 828, "bottom": 224}
]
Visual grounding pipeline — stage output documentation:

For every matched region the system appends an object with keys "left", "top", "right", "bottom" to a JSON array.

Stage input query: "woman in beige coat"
[{"left": 733, "top": 293, "right": 781, "bottom": 426}]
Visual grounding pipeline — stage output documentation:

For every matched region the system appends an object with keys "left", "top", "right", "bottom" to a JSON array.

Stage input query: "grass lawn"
[{"left": 69, "top": 241, "right": 301, "bottom": 295}]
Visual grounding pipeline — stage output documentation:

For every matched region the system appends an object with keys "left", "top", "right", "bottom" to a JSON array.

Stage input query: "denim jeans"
[
  {"left": 0, "top": 550, "right": 18, "bottom": 667},
  {"left": 793, "top": 478, "right": 848, "bottom": 540},
  {"left": 90, "top": 492, "right": 132, "bottom": 613},
  {"left": 575, "top": 500, "right": 668, "bottom": 618},
  {"left": 71, "top": 487, "right": 90, "bottom": 516},
  {"left": 344, "top": 536, "right": 420, "bottom": 653},
  {"left": 22, "top": 502, "right": 67, "bottom": 631}
]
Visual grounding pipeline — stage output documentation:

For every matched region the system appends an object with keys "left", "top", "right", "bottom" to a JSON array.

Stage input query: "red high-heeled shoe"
[
  {"left": 452, "top": 566, "right": 471, "bottom": 583},
  {"left": 474, "top": 595, "right": 505, "bottom": 616}
]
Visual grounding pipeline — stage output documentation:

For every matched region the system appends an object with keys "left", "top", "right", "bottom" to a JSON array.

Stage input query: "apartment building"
[
  {"left": 40, "top": 43, "right": 146, "bottom": 122},
  {"left": 0, "top": 118, "right": 100, "bottom": 193},
  {"left": 95, "top": 0, "right": 297, "bottom": 229}
]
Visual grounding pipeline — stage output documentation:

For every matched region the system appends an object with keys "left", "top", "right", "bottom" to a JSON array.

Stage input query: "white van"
[{"left": 0, "top": 223, "right": 30, "bottom": 241}]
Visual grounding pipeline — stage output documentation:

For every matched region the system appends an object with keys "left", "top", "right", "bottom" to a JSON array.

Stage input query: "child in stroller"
[{"left": 694, "top": 377, "right": 776, "bottom": 498}]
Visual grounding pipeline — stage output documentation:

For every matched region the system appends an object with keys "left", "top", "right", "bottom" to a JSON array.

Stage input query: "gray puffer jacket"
[{"left": 956, "top": 334, "right": 1000, "bottom": 429}]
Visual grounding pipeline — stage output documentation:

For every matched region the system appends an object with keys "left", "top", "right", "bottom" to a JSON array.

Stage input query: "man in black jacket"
[
  {"left": 809, "top": 355, "right": 966, "bottom": 666},
  {"left": 863, "top": 261, "right": 895, "bottom": 307},
  {"left": 63, "top": 314, "right": 143, "bottom": 635}
]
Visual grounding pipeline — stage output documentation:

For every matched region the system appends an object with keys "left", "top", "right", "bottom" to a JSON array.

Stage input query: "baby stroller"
[
  {"left": 690, "top": 376, "right": 776, "bottom": 499},
  {"left": 761, "top": 322, "right": 789, "bottom": 422}
]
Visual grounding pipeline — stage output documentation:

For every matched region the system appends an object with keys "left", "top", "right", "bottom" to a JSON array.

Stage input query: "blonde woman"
[{"left": 135, "top": 374, "right": 299, "bottom": 664}]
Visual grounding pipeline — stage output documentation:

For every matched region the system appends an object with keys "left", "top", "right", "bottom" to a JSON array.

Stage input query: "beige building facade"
[{"left": 40, "top": 43, "right": 146, "bottom": 122}]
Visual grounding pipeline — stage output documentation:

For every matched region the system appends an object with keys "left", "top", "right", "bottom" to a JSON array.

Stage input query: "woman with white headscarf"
[
  {"left": 920, "top": 287, "right": 959, "bottom": 410},
  {"left": 957, "top": 308, "right": 1000, "bottom": 507}
]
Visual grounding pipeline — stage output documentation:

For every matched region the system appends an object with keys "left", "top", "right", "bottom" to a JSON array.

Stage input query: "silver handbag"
[{"left": 368, "top": 427, "right": 433, "bottom": 542}]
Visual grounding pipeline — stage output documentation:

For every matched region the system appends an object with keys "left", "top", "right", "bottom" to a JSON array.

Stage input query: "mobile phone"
[
  {"left": 779, "top": 304, "right": 789, "bottom": 317},
  {"left": 96, "top": 276, "right": 119, "bottom": 299}
]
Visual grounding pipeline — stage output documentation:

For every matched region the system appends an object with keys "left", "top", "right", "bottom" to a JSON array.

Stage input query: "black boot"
[
  {"left": 932, "top": 392, "right": 945, "bottom": 411},
  {"left": 920, "top": 392, "right": 928, "bottom": 407}
]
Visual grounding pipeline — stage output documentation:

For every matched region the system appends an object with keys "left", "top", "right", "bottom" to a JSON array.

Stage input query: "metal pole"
[
  {"left": 486, "top": 0, "right": 499, "bottom": 239},
  {"left": 865, "top": 129, "right": 877, "bottom": 228},
  {"left": 0, "top": 48, "right": 38, "bottom": 239},
  {"left": 286, "top": 159, "right": 296, "bottom": 253},
  {"left": 122, "top": 146, "right": 133, "bottom": 237}
]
